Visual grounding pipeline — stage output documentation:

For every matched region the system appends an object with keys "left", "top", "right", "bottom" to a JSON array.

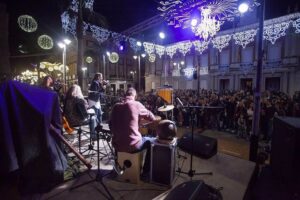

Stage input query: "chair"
[{"left": 72, "top": 120, "right": 91, "bottom": 154}]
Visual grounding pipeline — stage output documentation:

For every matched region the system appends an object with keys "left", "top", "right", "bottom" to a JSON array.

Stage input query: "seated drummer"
[{"left": 110, "top": 87, "right": 156, "bottom": 177}]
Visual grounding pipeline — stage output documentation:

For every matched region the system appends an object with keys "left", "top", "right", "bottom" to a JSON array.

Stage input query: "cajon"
[{"left": 117, "top": 151, "right": 143, "bottom": 184}]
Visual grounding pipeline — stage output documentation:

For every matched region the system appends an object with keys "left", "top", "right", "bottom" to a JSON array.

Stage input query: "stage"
[{"left": 40, "top": 140, "right": 255, "bottom": 200}]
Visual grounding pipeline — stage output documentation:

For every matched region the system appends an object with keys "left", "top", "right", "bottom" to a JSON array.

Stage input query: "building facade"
[{"left": 143, "top": 13, "right": 300, "bottom": 95}]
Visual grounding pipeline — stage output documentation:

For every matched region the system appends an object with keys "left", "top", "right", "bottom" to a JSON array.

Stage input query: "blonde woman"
[{"left": 64, "top": 84, "right": 97, "bottom": 140}]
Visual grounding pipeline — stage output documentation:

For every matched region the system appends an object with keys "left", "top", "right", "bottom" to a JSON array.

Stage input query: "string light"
[
  {"left": 212, "top": 34, "right": 232, "bottom": 52},
  {"left": 193, "top": 40, "right": 211, "bottom": 54},
  {"left": 233, "top": 29, "right": 258, "bottom": 48},
  {"left": 264, "top": 21, "right": 291, "bottom": 44}
]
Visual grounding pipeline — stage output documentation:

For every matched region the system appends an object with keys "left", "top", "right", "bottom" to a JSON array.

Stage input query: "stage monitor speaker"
[
  {"left": 178, "top": 133, "right": 217, "bottom": 159},
  {"left": 165, "top": 180, "right": 222, "bottom": 200},
  {"left": 271, "top": 116, "right": 300, "bottom": 183}
]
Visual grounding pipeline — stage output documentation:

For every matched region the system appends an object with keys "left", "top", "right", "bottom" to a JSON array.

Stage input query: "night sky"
[{"left": 1, "top": 0, "right": 299, "bottom": 54}]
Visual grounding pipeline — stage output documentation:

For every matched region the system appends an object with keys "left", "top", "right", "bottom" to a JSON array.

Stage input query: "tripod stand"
[
  {"left": 71, "top": 130, "right": 114, "bottom": 199},
  {"left": 176, "top": 105, "right": 213, "bottom": 178}
]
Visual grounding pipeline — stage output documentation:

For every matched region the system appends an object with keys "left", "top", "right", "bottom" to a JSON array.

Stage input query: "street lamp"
[
  {"left": 103, "top": 51, "right": 110, "bottom": 79},
  {"left": 58, "top": 38, "right": 71, "bottom": 86},
  {"left": 133, "top": 54, "right": 145, "bottom": 92},
  {"left": 249, "top": 0, "right": 265, "bottom": 162},
  {"left": 159, "top": 32, "right": 165, "bottom": 39},
  {"left": 238, "top": 3, "right": 249, "bottom": 14},
  {"left": 236, "top": 1, "right": 265, "bottom": 161}
]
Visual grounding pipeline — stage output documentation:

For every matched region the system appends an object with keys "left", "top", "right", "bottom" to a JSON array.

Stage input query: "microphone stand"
[
  {"left": 70, "top": 130, "right": 114, "bottom": 199},
  {"left": 176, "top": 104, "right": 213, "bottom": 178}
]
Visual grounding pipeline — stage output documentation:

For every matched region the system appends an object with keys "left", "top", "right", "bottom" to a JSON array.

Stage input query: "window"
[
  {"left": 241, "top": 47, "right": 253, "bottom": 63},
  {"left": 220, "top": 50, "right": 230, "bottom": 65},
  {"left": 268, "top": 43, "right": 281, "bottom": 61}
]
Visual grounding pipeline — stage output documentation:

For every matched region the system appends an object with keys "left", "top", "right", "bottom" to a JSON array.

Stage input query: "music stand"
[
  {"left": 70, "top": 129, "right": 114, "bottom": 199},
  {"left": 176, "top": 104, "right": 213, "bottom": 178}
]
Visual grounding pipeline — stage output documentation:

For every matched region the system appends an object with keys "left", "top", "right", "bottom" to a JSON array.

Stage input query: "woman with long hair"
[{"left": 64, "top": 84, "right": 97, "bottom": 140}]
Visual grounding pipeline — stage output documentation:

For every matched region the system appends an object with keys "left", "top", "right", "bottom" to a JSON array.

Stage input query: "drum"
[
  {"left": 139, "top": 115, "right": 161, "bottom": 136},
  {"left": 156, "top": 120, "right": 177, "bottom": 141}
]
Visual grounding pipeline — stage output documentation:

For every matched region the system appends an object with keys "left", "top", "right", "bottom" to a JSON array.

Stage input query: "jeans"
[
  {"left": 89, "top": 115, "right": 97, "bottom": 140},
  {"left": 132, "top": 137, "right": 156, "bottom": 174},
  {"left": 91, "top": 105, "right": 102, "bottom": 125}
]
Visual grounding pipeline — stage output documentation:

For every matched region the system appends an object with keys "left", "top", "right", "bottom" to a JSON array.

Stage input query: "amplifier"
[{"left": 150, "top": 139, "right": 177, "bottom": 186}]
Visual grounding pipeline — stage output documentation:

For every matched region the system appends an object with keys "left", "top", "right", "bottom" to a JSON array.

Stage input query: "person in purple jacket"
[{"left": 110, "top": 87, "right": 156, "bottom": 177}]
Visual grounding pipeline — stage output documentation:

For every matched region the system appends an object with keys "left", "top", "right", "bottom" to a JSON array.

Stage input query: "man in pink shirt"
[{"left": 110, "top": 87, "right": 156, "bottom": 175}]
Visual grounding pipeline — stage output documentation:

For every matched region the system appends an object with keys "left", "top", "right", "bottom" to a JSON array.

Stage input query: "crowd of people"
[
  {"left": 102, "top": 88, "right": 300, "bottom": 142},
  {"left": 35, "top": 75, "right": 300, "bottom": 179},
  {"left": 39, "top": 74, "right": 300, "bottom": 143}
]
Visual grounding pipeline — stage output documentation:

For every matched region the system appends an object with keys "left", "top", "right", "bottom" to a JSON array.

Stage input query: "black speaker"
[
  {"left": 271, "top": 116, "right": 300, "bottom": 183},
  {"left": 165, "top": 180, "right": 222, "bottom": 200},
  {"left": 178, "top": 133, "right": 218, "bottom": 159},
  {"left": 150, "top": 140, "right": 176, "bottom": 185}
]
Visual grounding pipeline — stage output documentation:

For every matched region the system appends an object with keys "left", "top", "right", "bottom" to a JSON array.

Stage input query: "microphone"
[{"left": 176, "top": 97, "right": 184, "bottom": 108}]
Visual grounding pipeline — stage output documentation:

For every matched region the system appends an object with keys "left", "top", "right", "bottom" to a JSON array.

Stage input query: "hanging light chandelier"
[{"left": 191, "top": 7, "right": 221, "bottom": 40}]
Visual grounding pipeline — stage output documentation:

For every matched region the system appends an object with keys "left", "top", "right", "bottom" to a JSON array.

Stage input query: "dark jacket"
[{"left": 88, "top": 80, "right": 105, "bottom": 102}]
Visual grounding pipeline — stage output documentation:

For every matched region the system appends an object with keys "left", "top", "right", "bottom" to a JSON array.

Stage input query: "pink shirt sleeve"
[{"left": 137, "top": 102, "right": 156, "bottom": 121}]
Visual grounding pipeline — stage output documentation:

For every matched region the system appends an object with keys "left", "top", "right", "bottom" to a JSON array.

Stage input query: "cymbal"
[{"left": 158, "top": 105, "right": 174, "bottom": 112}]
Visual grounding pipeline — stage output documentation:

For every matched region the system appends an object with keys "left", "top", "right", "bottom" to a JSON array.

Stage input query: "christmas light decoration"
[
  {"left": 70, "top": 0, "right": 79, "bottom": 12},
  {"left": 165, "top": 45, "right": 178, "bottom": 58},
  {"left": 183, "top": 68, "right": 196, "bottom": 77},
  {"left": 143, "top": 42, "right": 155, "bottom": 55},
  {"left": 86, "top": 56, "right": 93, "bottom": 63},
  {"left": 149, "top": 54, "right": 156, "bottom": 63},
  {"left": 212, "top": 34, "right": 232, "bottom": 52},
  {"left": 84, "top": 0, "right": 94, "bottom": 10},
  {"left": 233, "top": 29, "right": 258, "bottom": 48},
  {"left": 293, "top": 18, "right": 300, "bottom": 33},
  {"left": 177, "top": 41, "right": 192, "bottom": 56},
  {"left": 37, "top": 35, "right": 53, "bottom": 50},
  {"left": 264, "top": 21, "right": 291, "bottom": 44},
  {"left": 90, "top": 25, "right": 110, "bottom": 44},
  {"left": 129, "top": 38, "right": 141, "bottom": 52},
  {"left": 108, "top": 52, "right": 119, "bottom": 63},
  {"left": 193, "top": 40, "right": 211, "bottom": 54},
  {"left": 17, "top": 15, "right": 38, "bottom": 32},
  {"left": 61, "top": 12, "right": 77, "bottom": 36},
  {"left": 155, "top": 45, "right": 165, "bottom": 58},
  {"left": 191, "top": 7, "right": 221, "bottom": 40},
  {"left": 158, "top": 0, "right": 259, "bottom": 37}
]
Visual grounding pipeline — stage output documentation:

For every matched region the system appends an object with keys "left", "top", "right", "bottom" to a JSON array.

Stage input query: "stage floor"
[{"left": 40, "top": 126, "right": 255, "bottom": 200}]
